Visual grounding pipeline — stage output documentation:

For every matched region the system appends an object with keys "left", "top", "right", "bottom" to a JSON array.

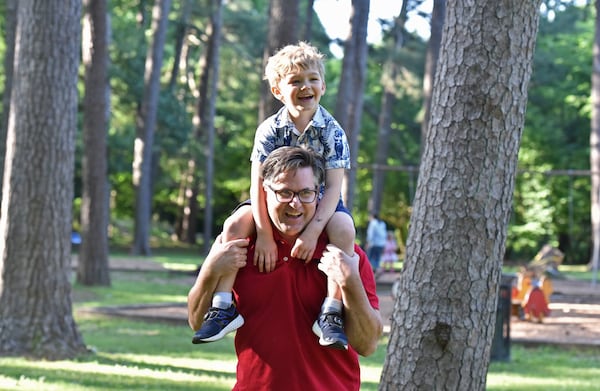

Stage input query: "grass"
[{"left": 1, "top": 255, "right": 599, "bottom": 390}]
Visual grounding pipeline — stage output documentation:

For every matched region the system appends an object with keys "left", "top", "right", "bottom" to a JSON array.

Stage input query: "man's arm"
[
  {"left": 317, "top": 244, "right": 383, "bottom": 356},
  {"left": 187, "top": 236, "right": 249, "bottom": 330}
]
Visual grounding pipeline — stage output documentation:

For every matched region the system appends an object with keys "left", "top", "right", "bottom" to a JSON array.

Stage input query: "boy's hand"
[
  {"left": 254, "top": 234, "right": 278, "bottom": 273},
  {"left": 291, "top": 231, "right": 318, "bottom": 262}
]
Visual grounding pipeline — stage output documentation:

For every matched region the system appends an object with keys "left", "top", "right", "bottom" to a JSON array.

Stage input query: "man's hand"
[
  {"left": 206, "top": 234, "right": 249, "bottom": 275},
  {"left": 317, "top": 244, "right": 359, "bottom": 286},
  {"left": 254, "top": 234, "right": 278, "bottom": 273}
]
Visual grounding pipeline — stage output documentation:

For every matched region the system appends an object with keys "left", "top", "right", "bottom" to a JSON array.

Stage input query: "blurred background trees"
[{"left": 0, "top": 0, "right": 596, "bottom": 265}]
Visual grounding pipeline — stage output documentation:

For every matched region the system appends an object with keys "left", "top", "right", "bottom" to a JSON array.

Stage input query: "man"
[{"left": 187, "top": 146, "right": 383, "bottom": 390}]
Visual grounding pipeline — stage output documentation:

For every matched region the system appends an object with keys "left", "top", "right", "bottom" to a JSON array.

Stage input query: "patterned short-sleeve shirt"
[{"left": 251, "top": 105, "right": 351, "bottom": 171}]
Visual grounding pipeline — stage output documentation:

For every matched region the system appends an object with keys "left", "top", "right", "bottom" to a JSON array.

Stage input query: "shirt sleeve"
[
  {"left": 356, "top": 244, "right": 379, "bottom": 310},
  {"left": 320, "top": 121, "right": 351, "bottom": 170}
]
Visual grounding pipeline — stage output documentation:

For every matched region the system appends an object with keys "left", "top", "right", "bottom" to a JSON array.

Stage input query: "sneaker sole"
[
  {"left": 311, "top": 321, "right": 348, "bottom": 350},
  {"left": 192, "top": 315, "right": 245, "bottom": 344}
]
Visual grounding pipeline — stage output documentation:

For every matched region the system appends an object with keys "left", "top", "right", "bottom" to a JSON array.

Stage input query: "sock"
[
  {"left": 321, "top": 297, "right": 343, "bottom": 314},
  {"left": 212, "top": 292, "right": 233, "bottom": 309}
]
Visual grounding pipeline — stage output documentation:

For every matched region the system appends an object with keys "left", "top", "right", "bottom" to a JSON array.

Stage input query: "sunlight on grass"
[{"left": 4, "top": 253, "right": 598, "bottom": 390}]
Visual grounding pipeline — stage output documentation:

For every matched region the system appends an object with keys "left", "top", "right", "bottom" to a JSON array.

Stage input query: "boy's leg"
[
  {"left": 312, "top": 211, "right": 355, "bottom": 350},
  {"left": 192, "top": 205, "right": 254, "bottom": 344}
]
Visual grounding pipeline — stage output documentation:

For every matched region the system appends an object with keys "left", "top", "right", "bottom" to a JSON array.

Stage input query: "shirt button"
[{"left": 283, "top": 256, "right": 289, "bottom": 262}]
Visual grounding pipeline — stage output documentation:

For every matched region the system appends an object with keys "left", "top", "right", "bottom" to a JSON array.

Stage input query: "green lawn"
[{"left": 1, "top": 257, "right": 599, "bottom": 390}]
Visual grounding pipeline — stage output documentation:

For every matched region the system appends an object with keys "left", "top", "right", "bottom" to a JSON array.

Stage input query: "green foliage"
[
  {"left": 509, "top": 3, "right": 594, "bottom": 262},
  {"left": 1, "top": 0, "right": 597, "bottom": 263}
]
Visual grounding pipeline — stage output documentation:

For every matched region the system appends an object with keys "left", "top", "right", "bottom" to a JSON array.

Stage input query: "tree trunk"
[
  {"left": 336, "top": 0, "right": 369, "bottom": 213},
  {"left": 590, "top": 0, "right": 600, "bottom": 284},
  {"left": 0, "top": 0, "right": 17, "bottom": 200},
  {"left": 169, "top": 0, "right": 193, "bottom": 89},
  {"left": 302, "top": 0, "right": 315, "bottom": 41},
  {"left": 258, "top": 0, "right": 299, "bottom": 122},
  {"left": 201, "top": 0, "right": 224, "bottom": 255},
  {"left": 178, "top": 0, "right": 223, "bottom": 247},
  {"left": 131, "top": 0, "right": 172, "bottom": 255},
  {"left": 0, "top": 0, "right": 87, "bottom": 359},
  {"left": 78, "top": 0, "right": 111, "bottom": 286},
  {"left": 380, "top": 1, "right": 542, "bottom": 389},
  {"left": 420, "top": 0, "right": 445, "bottom": 157},
  {"left": 369, "top": 8, "right": 407, "bottom": 215}
]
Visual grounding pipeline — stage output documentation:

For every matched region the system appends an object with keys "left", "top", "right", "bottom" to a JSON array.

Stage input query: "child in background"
[
  {"left": 192, "top": 42, "right": 355, "bottom": 350},
  {"left": 380, "top": 231, "right": 398, "bottom": 273}
]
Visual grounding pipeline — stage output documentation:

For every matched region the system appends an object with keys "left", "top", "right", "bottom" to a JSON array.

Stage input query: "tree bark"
[
  {"left": 420, "top": 0, "right": 445, "bottom": 157},
  {"left": 380, "top": 1, "right": 542, "bottom": 389},
  {"left": 131, "top": 0, "right": 172, "bottom": 255},
  {"left": 0, "top": 0, "right": 87, "bottom": 359},
  {"left": 336, "top": 0, "right": 369, "bottom": 213},
  {"left": 0, "top": 0, "right": 17, "bottom": 200},
  {"left": 78, "top": 0, "right": 111, "bottom": 286}
]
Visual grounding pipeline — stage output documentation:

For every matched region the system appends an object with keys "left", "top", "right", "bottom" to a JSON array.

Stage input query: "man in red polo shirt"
[{"left": 187, "top": 146, "right": 383, "bottom": 390}]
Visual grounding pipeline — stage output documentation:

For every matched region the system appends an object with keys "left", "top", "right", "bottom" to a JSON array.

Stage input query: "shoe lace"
[
  {"left": 203, "top": 307, "right": 221, "bottom": 321},
  {"left": 321, "top": 312, "right": 343, "bottom": 328}
]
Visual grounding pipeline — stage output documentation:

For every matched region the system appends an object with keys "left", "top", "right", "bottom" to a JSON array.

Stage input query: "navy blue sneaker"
[
  {"left": 192, "top": 305, "right": 244, "bottom": 344},
  {"left": 312, "top": 311, "right": 348, "bottom": 350}
]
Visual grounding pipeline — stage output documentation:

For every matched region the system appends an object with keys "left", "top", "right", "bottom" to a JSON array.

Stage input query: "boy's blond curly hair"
[{"left": 264, "top": 41, "right": 326, "bottom": 88}]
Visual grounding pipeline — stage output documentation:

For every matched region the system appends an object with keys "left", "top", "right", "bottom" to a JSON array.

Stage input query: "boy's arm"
[
  {"left": 250, "top": 160, "right": 277, "bottom": 272},
  {"left": 292, "top": 167, "right": 344, "bottom": 261}
]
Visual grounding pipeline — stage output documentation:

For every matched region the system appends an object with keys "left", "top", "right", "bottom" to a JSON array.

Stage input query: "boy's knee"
[{"left": 223, "top": 207, "right": 253, "bottom": 240}]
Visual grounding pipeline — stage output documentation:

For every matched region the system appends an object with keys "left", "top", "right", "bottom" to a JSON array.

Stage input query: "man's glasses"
[{"left": 266, "top": 185, "right": 318, "bottom": 204}]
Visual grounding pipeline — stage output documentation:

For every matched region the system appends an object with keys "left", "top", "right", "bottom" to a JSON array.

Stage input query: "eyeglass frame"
[{"left": 265, "top": 185, "right": 319, "bottom": 204}]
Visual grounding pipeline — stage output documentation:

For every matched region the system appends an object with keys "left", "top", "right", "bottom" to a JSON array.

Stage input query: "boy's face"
[{"left": 271, "top": 66, "right": 326, "bottom": 117}]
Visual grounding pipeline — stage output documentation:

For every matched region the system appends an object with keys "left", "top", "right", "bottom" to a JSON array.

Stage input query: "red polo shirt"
[{"left": 232, "top": 230, "right": 379, "bottom": 391}]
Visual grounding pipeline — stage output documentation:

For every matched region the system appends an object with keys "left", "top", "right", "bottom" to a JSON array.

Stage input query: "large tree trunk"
[
  {"left": 131, "top": 0, "right": 172, "bottom": 255},
  {"left": 380, "top": 1, "right": 542, "bottom": 389},
  {"left": 78, "top": 0, "right": 111, "bottom": 286},
  {"left": 419, "top": 0, "right": 445, "bottom": 157},
  {"left": 590, "top": 0, "right": 600, "bottom": 285},
  {"left": 258, "top": 0, "right": 299, "bottom": 122},
  {"left": 0, "top": 0, "right": 17, "bottom": 200},
  {"left": 335, "top": 0, "right": 369, "bottom": 213},
  {"left": 0, "top": 0, "right": 87, "bottom": 359}
]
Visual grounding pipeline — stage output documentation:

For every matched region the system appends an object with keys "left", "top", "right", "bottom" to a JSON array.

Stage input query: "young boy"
[{"left": 192, "top": 42, "right": 356, "bottom": 350}]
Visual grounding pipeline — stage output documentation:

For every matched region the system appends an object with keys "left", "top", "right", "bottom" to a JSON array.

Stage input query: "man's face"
[{"left": 264, "top": 166, "right": 318, "bottom": 241}]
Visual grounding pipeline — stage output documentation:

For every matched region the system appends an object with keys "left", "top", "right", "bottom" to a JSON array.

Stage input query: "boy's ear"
[{"left": 271, "top": 85, "right": 283, "bottom": 101}]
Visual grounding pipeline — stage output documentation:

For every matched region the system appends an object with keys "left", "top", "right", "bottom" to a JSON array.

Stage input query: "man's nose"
[{"left": 289, "top": 194, "right": 303, "bottom": 206}]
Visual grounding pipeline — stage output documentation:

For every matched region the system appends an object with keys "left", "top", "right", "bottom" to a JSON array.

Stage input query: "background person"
[
  {"left": 366, "top": 213, "right": 387, "bottom": 274},
  {"left": 381, "top": 230, "right": 398, "bottom": 273}
]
